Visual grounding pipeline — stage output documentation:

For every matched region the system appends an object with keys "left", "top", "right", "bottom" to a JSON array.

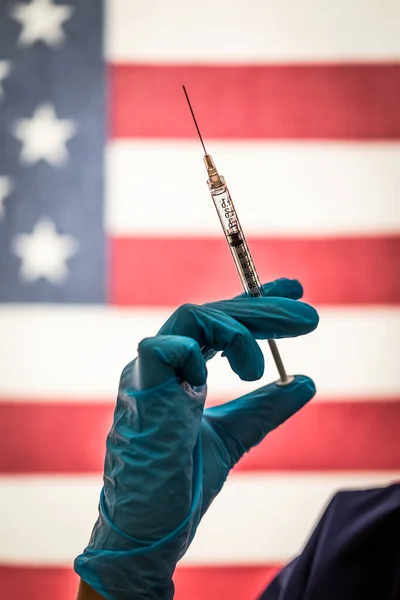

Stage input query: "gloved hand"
[{"left": 74, "top": 278, "right": 319, "bottom": 600}]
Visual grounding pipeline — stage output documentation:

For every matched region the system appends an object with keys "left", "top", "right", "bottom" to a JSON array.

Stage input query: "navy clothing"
[{"left": 259, "top": 484, "right": 400, "bottom": 600}]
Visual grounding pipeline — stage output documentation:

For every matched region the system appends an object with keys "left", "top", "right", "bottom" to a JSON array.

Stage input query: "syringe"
[{"left": 183, "top": 86, "right": 293, "bottom": 386}]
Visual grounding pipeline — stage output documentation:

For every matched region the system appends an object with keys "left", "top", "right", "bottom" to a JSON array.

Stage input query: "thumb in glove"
[{"left": 203, "top": 375, "right": 315, "bottom": 468}]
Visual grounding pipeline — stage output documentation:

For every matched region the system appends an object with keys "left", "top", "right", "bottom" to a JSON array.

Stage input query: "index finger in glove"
[
  {"left": 205, "top": 295, "right": 319, "bottom": 340},
  {"left": 225, "top": 277, "right": 317, "bottom": 337},
  {"left": 160, "top": 290, "right": 318, "bottom": 350}
]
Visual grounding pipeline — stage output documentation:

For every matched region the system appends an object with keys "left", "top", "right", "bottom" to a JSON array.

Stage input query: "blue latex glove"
[{"left": 74, "top": 278, "right": 319, "bottom": 600}]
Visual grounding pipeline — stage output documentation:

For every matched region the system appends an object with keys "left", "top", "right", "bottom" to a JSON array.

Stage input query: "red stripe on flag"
[
  {"left": 1, "top": 401, "right": 399, "bottom": 473},
  {"left": 0, "top": 565, "right": 280, "bottom": 600},
  {"left": 0, "top": 567, "right": 80, "bottom": 600},
  {"left": 110, "top": 63, "right": 400, "bottom": 140},
  {"left": 110, "top": 236, "right": 400, "bottom": 306}
]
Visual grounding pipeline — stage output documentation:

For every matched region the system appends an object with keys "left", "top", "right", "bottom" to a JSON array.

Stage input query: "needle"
[{"left": 182, "top": 85, "right": 208, "bottom": 155}]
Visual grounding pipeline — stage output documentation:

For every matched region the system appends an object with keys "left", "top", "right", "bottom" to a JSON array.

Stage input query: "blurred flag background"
[{"left": 0, "top": 1, "right": 399, "bottom": 598}]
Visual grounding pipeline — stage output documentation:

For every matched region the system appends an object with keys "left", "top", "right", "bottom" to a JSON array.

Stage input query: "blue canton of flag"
[{"left": 0, "top": 0, "right": 105, "bottom": 303}]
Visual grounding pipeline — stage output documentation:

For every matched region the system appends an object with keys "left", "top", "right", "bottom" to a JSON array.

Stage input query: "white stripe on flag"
[
  {"left": 105, "top": 141, "right": 400, "bottom": 236},
  {"left": 0, "top": 473, "right": 397, "bottom": 565},
  {"left": 0, "top": 306, "right": 399, "bottom": 400},
  {"left": 106, "top": 0, "right": 400, "bottom": 62}
]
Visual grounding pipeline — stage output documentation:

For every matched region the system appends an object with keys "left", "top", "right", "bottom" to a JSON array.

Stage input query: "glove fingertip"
[
  {"left": 179, "top": 338, "right": 207, "bottom": 387},
  {"left": 261, "top": 278, "right": 304, "bottom": 300},
  {"left": 226, "top": 345, "right": 265, "bottom": 382},
  {"left": 289, "top": 301, "right": 320, "bottom": 336}
]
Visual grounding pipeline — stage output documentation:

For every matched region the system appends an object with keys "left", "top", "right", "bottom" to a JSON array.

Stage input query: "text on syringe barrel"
[{"left": 208, "top": 183, "right": 264, "bottom": 298}]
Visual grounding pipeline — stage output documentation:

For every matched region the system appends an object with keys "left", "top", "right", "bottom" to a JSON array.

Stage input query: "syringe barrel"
[
  {"left": 207, "top": 179, "right": 263, "bottom": 298},
  {"left": 207, "top": 177, "right": 291, "bottom": 384}
]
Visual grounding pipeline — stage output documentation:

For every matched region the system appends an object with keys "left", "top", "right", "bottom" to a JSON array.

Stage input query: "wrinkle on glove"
[
  {"left": 74, "top": 278, "right": 319, "bottom": 600},
  {"left": 75, "top": 373, "right": 206, "bottom": 600}
]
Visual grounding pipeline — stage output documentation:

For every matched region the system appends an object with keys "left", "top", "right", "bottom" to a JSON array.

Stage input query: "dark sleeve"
[{"left": 258, "top": 484, "right": 400, "bottom": 600}]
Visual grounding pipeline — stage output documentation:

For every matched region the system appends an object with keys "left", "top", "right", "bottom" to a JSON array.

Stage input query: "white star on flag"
[
  {"left": 0, "top": 176, "right": 13, "bottom": 220},
  {"left": 0, "top": 61, "right": 12, "bottom": 99},
  {"left": 12, "top": 103, "right": 77, "bottom": 166},
  {"left": 12, "top": 217, "right": 78, "bottom": 284},
  {"left": 10, "top": 0, "right": 74, "bottom": 48}
]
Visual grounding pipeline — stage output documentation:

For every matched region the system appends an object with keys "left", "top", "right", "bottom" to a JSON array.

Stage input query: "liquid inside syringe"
[{"left": 205, "top": 159, "right": 263, "bottom": 298}]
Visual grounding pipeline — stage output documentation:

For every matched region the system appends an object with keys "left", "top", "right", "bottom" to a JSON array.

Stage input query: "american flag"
[{"left": 0, "top": 1, "right": 399, "bottom": 599}]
